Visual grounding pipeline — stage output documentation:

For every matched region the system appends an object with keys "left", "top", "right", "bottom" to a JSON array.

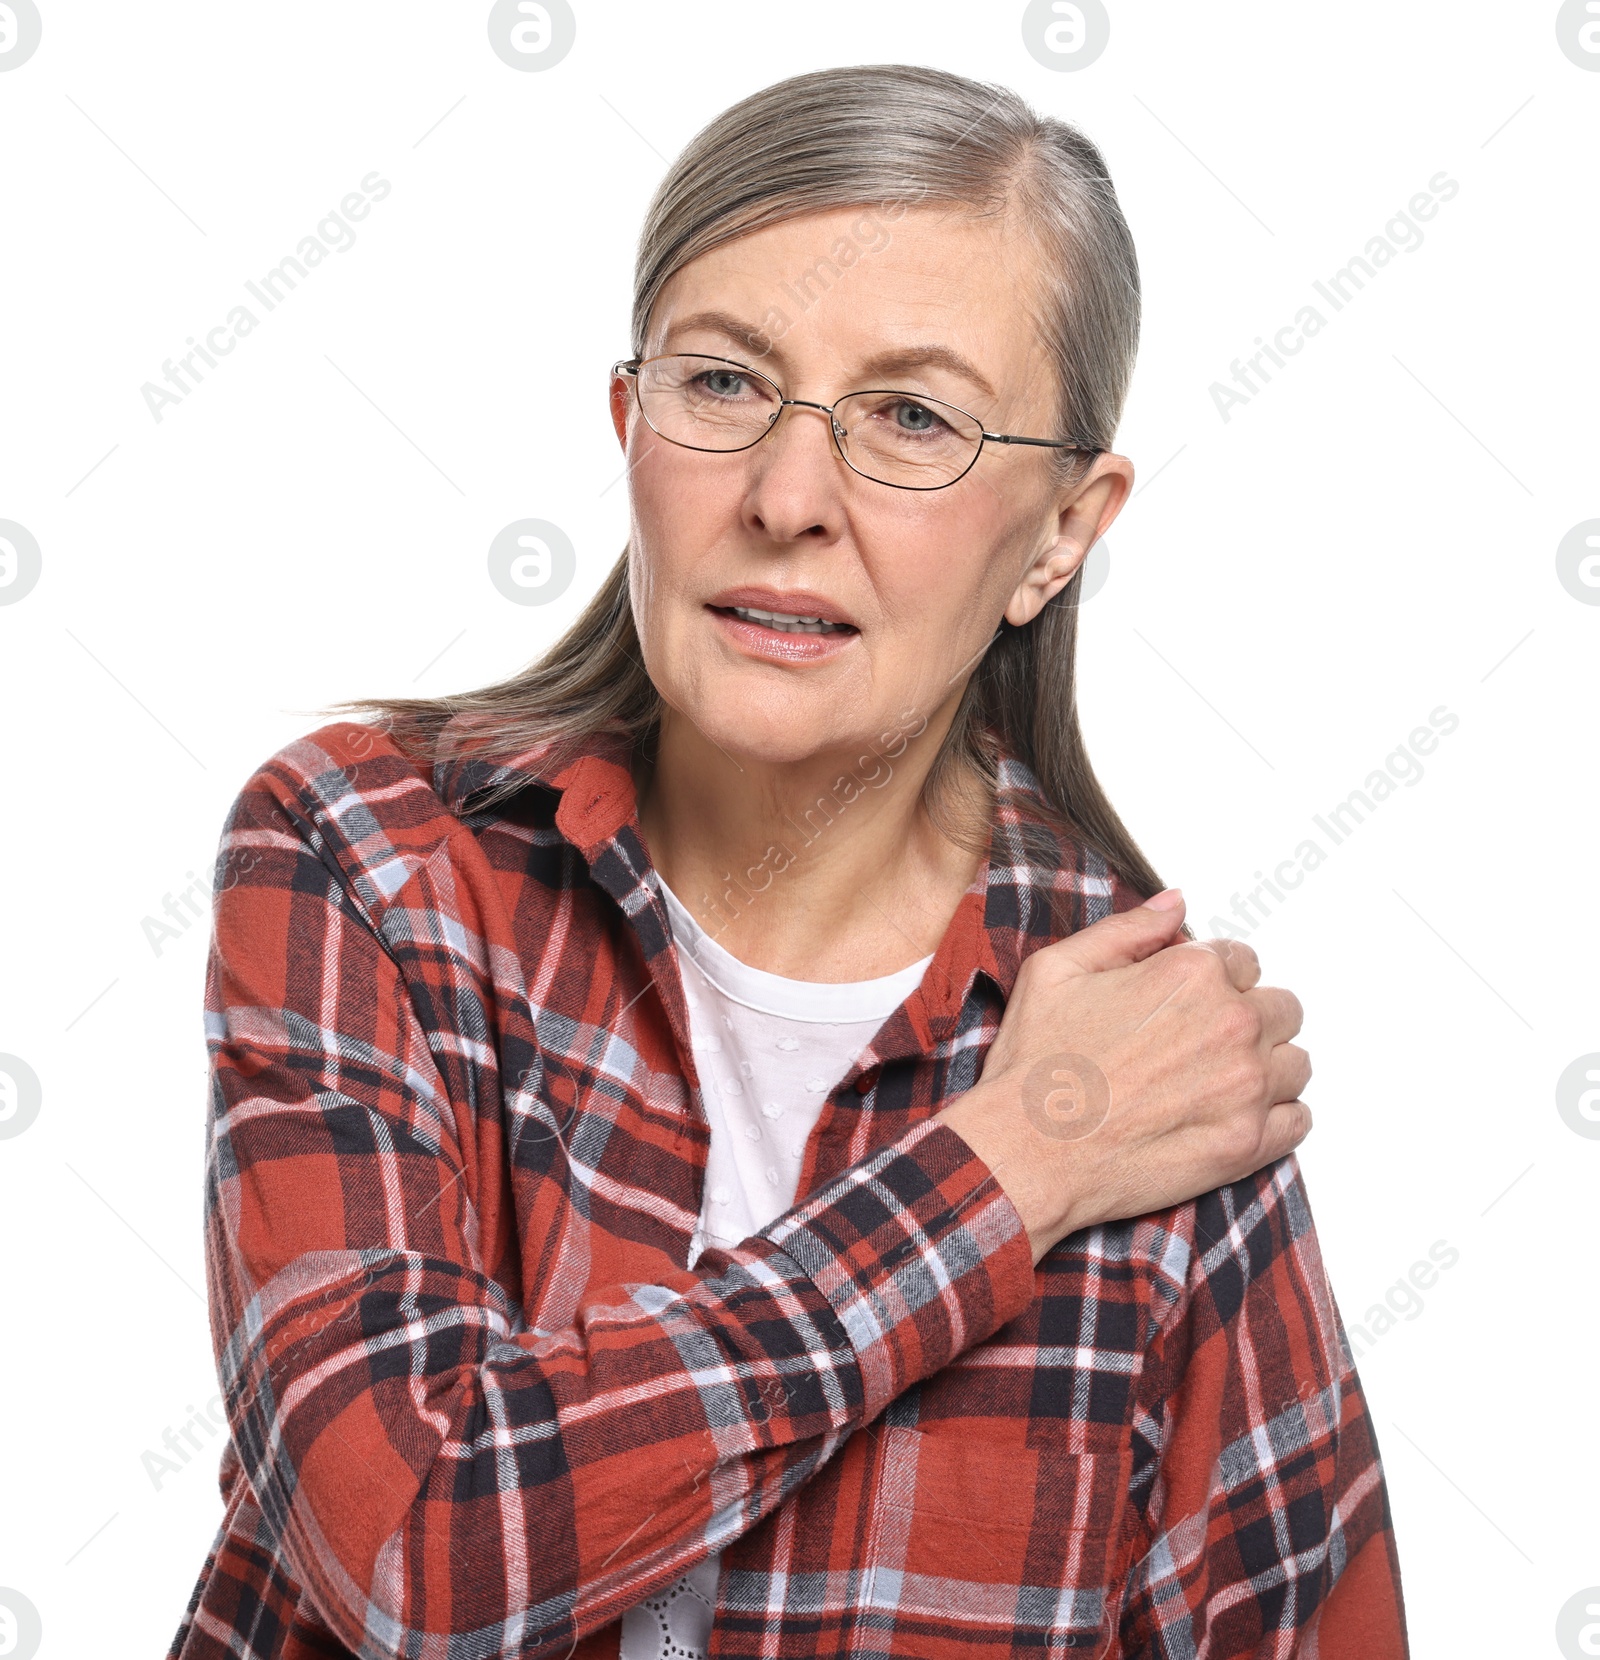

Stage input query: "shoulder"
[
  {"left": 215, "top": 719, "right": 484, "bottom": 926},
  {"left": 987, "top": 762, "right": 1152, "bottom": 942},
  {"left": 1125, "top": 1153, "right": 1343, "bottom": 1378},
  {"left": 1159, "top": 1153, "right": 1321, "bottom": 1309}
]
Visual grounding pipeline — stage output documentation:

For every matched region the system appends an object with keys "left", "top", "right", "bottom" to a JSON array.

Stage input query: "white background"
[{"left": 0, "top": 3, "right": 1595, "bottom": 1656}]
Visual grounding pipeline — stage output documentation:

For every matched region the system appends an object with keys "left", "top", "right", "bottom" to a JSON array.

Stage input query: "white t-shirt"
[{"left": 617, "top": 874, "right": 934, "bottom": 1660}]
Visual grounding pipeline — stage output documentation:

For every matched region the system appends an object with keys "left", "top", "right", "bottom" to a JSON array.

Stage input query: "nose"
[
  {"left": 741, "top": 400, "right": 848, "bottom": 544},
  {"left": 773, "top": 399, "right": 847, "bottom": 450}
]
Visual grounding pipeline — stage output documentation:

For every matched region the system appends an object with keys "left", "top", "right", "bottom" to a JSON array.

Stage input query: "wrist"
[{"left": 935, "top": 1084, "right": 1080, "bottom": 1266}]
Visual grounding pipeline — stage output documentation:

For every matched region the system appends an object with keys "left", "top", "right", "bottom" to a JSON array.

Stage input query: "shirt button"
[{"left": 855, "top": 1068, "right": 879, "bottom": 1094}]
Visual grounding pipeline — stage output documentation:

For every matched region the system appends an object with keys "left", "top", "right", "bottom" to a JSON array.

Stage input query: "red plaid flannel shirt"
[{"left": 167, "top": 715, "right": 1408, "bottom": 1660}]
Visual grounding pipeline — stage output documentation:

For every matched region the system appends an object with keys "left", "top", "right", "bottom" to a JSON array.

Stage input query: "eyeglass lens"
[{"left": 632, "top": 354, "right": 985, "bottom": 488}]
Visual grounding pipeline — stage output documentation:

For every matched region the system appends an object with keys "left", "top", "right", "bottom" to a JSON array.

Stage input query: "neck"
[{"left": 634, "top": 703, "right": 991, "bottom": 982}]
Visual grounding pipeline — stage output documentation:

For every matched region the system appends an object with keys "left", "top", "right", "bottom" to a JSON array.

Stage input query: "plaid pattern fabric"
[{"left": 167, "top": 715, "right": 1408, "bottom": 1660}]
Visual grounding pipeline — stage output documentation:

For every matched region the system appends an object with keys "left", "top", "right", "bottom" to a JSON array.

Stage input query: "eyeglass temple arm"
[{"left": 983, "top": 432, "right": 1090, "bottom": 451}]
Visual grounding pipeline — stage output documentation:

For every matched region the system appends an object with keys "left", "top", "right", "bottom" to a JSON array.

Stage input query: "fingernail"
[{"left": 1141, "top": 887, "right": 1183, "bottom": 910}]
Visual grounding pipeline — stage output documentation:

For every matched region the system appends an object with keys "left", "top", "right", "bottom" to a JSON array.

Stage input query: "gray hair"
[{"left": 633, "top": 63, "right": 1138, "bottom": 463}]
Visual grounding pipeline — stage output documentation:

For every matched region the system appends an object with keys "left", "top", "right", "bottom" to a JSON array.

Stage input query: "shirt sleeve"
[
  {"left": 1113, "top": 1156, "right": 1410, "bottom": 1658},
  {"left": 201, "top": 759, "right": 1037, "bottom": 1660}
]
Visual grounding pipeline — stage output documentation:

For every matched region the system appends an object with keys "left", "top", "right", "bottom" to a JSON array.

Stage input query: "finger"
[
  {"left": 1163, "top": 937, "right": 1261, "bottom": 995},
  {"left": 1203, "top": 938, "right": 1261, "bottom": 993},
  {"left": 1245, "top": 984, "right": 1305, "bottom": 1047},
  {"left": 1264, "top": 1040, "right": 1312, "bottom": 1104},
  {"left": 1255, "top": 1098, "right": 1313, "bottom": 1167},
  {"left": 1037, "top": 897, "right": 1189, "bottom": 977}
]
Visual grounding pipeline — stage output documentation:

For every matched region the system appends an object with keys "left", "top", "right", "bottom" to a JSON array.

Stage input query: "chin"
[
  {"left": 702, "top": 712, "right": 852, "bottom": 770},
  {"left": 684, "top": 681, "right": 876, "bottom": 771}
]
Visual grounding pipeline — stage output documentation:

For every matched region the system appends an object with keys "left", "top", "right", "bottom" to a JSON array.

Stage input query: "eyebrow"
[{"left": 660, "top": 310, "right": 997, "bottom": 402}]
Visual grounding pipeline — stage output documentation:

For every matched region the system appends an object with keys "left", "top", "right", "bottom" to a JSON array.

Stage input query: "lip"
[
  {"left": 704, "top": 585, "right": 860, "bottom": 666},
  {"left": 705, "top": 585, "right": 857, "bottom": 628}
]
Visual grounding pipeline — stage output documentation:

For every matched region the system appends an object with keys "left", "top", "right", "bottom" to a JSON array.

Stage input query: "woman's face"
[{"left": 611, "top": 201, "right": 1131, "bottom": 772}]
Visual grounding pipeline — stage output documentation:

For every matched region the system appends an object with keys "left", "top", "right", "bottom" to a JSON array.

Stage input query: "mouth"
[
  {"left": 704, "top": 591, "right": 861, "bottom": 664},
  {"left": 709, "top": 604, "right": 858, "bottom": 637}
]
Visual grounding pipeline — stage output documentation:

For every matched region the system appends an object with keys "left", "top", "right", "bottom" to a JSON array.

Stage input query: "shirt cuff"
[{"left": 756, "top": 1116, "right": 1037, "bottom": 1423}]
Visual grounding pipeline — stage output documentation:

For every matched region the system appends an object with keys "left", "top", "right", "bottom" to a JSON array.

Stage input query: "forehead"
[{"left": 647, "top": 203, "right": 1048, "bottom": 393}]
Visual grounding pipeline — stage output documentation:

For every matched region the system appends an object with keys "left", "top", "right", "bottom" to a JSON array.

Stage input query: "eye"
[
  {"left": 695, "top": 369, "right": 753, "bottom": 399},
  {"left": 885, "top": 398, "right": 951, "bottom": 437}
]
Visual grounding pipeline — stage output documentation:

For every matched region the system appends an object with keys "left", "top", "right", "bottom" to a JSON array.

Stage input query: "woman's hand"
[{"left": 936, "top": 891, "right": 1312, "bottom": 1264}]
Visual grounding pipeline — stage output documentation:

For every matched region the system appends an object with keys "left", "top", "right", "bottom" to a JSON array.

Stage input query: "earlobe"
[
  {"left": 1006, "top": 539, "right": 1084, "bottom": 626},
  {"left": 609, "top": 376, "right": 630, "bottom": 449}
]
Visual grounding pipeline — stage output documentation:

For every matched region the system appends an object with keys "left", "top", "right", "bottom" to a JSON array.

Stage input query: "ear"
[
  {"left": 609, "top": 371, "right": 631, "bottom": 450},
  {"left": 1003, "top": 457, "right": 1134, "bottom": 627},
  {"left": 1004, "top": 536, "right": 1087, "bottom": 627}
]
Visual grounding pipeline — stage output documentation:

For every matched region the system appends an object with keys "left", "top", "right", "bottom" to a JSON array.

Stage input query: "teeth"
[{"left": 728, "top": 605, "right": 850, "bottom": 634}]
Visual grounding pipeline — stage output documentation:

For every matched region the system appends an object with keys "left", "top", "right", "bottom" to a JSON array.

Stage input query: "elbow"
[{"left": 291, "top": 1520, "right": 587, "bottom": 1660}]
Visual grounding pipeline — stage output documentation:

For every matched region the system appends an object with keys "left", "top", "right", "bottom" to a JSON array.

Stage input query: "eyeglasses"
[{"left": 612, "top": 352, "right": 1096, "bottom": 491}]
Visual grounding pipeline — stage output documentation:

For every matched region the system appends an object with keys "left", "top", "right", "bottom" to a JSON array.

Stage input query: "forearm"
[{"left": 221, "top": 1114, "right": 1034, "bottom": 1658}]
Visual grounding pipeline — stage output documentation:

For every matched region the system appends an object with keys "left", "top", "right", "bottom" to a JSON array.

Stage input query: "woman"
[{"left": 169, "top": 64, "right": 1407, "bottom": 1660}]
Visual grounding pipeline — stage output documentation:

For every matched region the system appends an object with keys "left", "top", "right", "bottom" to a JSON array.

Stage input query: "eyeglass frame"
[{"left": 611, "top": 351, "right": 1099, "bottom": 492}]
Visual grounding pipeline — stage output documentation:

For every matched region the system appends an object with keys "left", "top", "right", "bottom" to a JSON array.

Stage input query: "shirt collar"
[
  {"left": 433, "top": 714, "right": 636, "bottom": 824},
  {"left": 432, "top": 710, "right": 1118, "bottom": 1049}
]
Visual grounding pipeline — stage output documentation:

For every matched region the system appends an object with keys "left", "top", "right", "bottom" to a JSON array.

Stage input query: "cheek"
[
  {"left": 626, "top": 534, "right": 688, "bottom": 673},
  {"left": 625, "top": 452, "right": 740, "bottom": 692},
  {"left": 628, "top": 434, "right": 742, "bottom": 567},
  {"left": 629, "top": 453, "right": 718, "bottom": 604},
  {"left": 866, "top": 493, "right": 1022, "bottom": 633}
]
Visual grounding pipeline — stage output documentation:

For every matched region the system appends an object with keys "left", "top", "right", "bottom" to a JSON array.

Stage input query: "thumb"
[{"left": 1048, "top": 888, "right": 1187, "bottom": 976}]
